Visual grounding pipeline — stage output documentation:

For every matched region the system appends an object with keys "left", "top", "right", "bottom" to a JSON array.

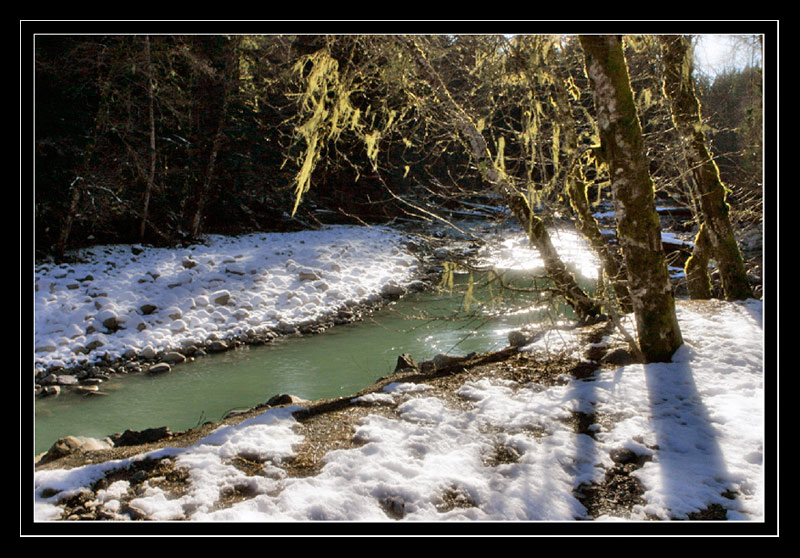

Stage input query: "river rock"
[
  {"left": 508, "top": 330, "right": 530, "bottom": 347},
  {"left": 69, "top": 384, "right": 99, "bottom": 394},
  {"left": 381, "top": 283, "right": 406, "bottom": 299},
  {"left": 162, "top": 352, "right": 186, "bottom": 364},
  {"left": 211, "top": 290, "right": 231, "bottom": 305},
  {"left": 101, "top": 314, "right": 120, "bottom": 332},
  {"left": 41, "top": 385, "right": 61, "bottom": 397},
  {"left": 147, "top": 362, "right": 171, "bottom": 374},
  {"left": 266, "top": 393, "right": 309, "bottom": 407},
  {"left": 56, "top": 374, "right": 79, "bottom": 386},
  {"left": 140, "top": 304, "right": 158, "bottom": 315},
  {"left": 40, "top": 435, "right": 114, "bottom": 463},
  {"left": 394, "top": 353, "right": 418, "bottom": 372},
  {"left": 433, "top": 247, "right": 451, "bottom": 259},
  {"left": 109, "top": 426, "right": 172, "bottom": 447},
  {"left": 298, "top": 268, "right": 321, "bottom": 281},
  {"left": 207, "top": 340, "right": 229, "bottom": 353}
]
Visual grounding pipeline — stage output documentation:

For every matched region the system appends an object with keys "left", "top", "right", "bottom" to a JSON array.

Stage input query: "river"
[{"left": 33, "top": 226, "right": 599, "bottom": 455}]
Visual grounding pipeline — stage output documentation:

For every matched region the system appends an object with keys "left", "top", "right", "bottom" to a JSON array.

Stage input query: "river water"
[{"left": 33, "top": 227, "right": 599, "bottom": 455}]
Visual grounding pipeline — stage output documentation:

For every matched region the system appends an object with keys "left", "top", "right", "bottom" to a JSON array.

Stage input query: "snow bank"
[
  {"left": 33, "top": 298, "right": 765, "bottom": 522},
  {"left": 34, "top": 226, "right": 419, "bottom": 372}
]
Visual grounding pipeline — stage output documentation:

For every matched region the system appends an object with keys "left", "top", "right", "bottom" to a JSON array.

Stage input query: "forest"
[
  {"left": 30, "top": 30, "right": 773, "bottom": 526},
  {"left": 33, "top": 33, "right": 764, "bottom": 362}
]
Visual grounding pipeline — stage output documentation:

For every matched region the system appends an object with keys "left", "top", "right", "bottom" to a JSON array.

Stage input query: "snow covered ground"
[
  {"left": 33, "top": 296, "right": 766, "bottom": 523},
  {"left": 34, "top": 226, "right": 420, "bottom": 373}
]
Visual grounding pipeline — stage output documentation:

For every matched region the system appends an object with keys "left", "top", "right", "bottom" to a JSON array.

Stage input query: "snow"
[
  {"left": 32, "top": 225, "right": 767, "bottom": 524},
  {"left": 33, "top": 293, "right": 766, "bottom": 523},
  {"left": 34, "top": 225, "right": 419, "bottom": 372}
]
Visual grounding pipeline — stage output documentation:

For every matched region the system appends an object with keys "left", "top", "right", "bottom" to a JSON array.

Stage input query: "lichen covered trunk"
[
  {"left": 685, "top": 224, "right": 713, "bottom": 299},
  {"left": 547, "top": 57, "right": 632, "bottom": 313},
  {"left": 580, "top": 35, "right": 683, "bottom": 362},
  {"left": 658, "top": 35, "right": 753, "bottom": 301},
  {"left": 566, "top": 173, "right": 632, "bottom": 313}
]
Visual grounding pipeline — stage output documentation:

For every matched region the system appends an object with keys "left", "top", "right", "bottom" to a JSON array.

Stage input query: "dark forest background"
[{"left": 31, "top": 32, "right": 764, "bottom": 261}]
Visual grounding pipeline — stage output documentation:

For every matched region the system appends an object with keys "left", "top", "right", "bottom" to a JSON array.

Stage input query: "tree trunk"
[
  {"left": 545, "top": 49, "right": 633, "bottom": 313},
  {"left": 658, "top": 35, "right": 753, "bottom": 301},
  {"left": 140, "top": 35, "right": 157, "bottom": 241},
  {"left": 685, "top": 224, "right": 713, "bottom": 299},
  {"left": 183, "top": 36, "right": 234, "bottom": 239},
  {"left": 397, "top": 35, "right": 601, "bottom": 320},
  {"left": 54, "top": 177, "right": 83, "bottom": 259},
  {"left": 579, "top": 35, "right": 683, "bottom": 362}
]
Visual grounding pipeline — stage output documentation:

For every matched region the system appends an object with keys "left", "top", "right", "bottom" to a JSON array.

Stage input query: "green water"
[{"left": 33, "top": 270, "right": 592, "bottom": 455}]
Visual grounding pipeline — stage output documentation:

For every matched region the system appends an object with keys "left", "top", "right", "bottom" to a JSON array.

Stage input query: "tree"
[
  {"left": 658, "top": 35, "right": 753, "bottom": 301},
  {"left": 181, "top": 35, "right": 237, "bottom": 238},
  {"left": 579, "top": 35, "right": 683, "bottom": 362},
  {"left": 397, "top": 35, "right": 601, "bottom": 321},
  {"left": 139, "top": 35, "right": 157, "bottom": 240}
]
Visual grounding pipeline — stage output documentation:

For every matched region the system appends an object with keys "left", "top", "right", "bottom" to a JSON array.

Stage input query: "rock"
[
  {"left": 56, "top": 374, "right": 79, "bottom": 386},
  {"left": 381, "top": 283, "right": 406, "bottom": 299},
  {"left": 102, "top": 316, "right": 120, "bottom": 332},
  {"left": 85, "top": 338, "right": 105, "bottom": 351},
  {"left": 140, "top": 304, "right": 158, "bottom": 315},
  {"left": 161, "top": 352, "right": 186, "bottom": 365},
  {"left": 41, "top": 385, "right": 61, "bottom": 397},
  {"left": 508, "top": 330, "right": 530, "bottom": 348},
  {"left": 610, "top": 447, "right": 640, "bottom": 465},
  {"left": 109, "top": 426, "right": 172, "bottom": 447},
  {"left": 211, "top": 290, "right": 231, "bottom": 305},
  {"left": 140, "top": 346, "right": 157, "bottom": 360},
  {"left": 394, "top": 353, "right": 418, "bottom": 372},
  {"left": 40, "top": 435, "right": 114, "bottom": 463},
  {"left": 34, "top": 343, "right": 57, "bottom": 353},
  {"left": 166, "top": 307, "right": 183, "bottom": 320},
  {"left": 147, "top": 362, "right": 171, "bottom": 374},
  {"left": 406, "top": 280, "right": 427, "bottom": 292},
  {"left": 266, "top": 393, "right": 309, "bottom": 407},
  {"left": 69, "top": 385, "right": 99, "bottom": 394},
  {"left": 298, "top": 268, "right": 321, "bottom": 281},
  {"left": 207, "top": 340, "right": 229, "bottom": 353},
  {"left": 81, "top": 377, "right": 104, "bottom": 385}
]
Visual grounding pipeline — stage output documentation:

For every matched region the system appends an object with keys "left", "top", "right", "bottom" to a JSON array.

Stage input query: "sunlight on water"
[{"left": 478, "top": 228, "right": 601, "bottom": 280}]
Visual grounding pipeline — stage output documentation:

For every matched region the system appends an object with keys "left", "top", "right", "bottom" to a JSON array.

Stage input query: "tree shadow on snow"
[{"left": 642, "top": 358, "right": 736, "bottom": 519}]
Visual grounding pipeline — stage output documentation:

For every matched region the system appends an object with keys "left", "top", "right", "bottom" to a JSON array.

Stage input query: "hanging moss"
[{"left": 658, "top": 35, "right": 753, "bottom": 301}]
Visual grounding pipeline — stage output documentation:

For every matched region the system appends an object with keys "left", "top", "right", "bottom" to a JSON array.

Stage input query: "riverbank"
[
  {"left": 32, "top": 297, "right": 765, "bottom": 524},
  {"left": 33, "top": 225, "right": 438, "bottom": 394}
]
